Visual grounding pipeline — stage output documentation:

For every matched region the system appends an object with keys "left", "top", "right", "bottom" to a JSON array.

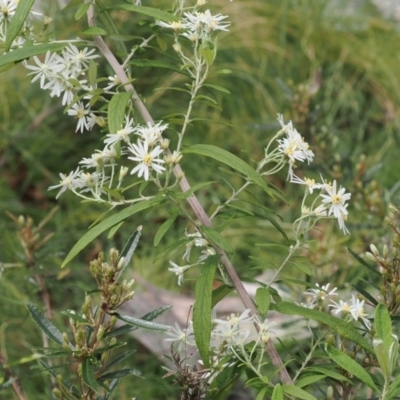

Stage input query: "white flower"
[
  {"left": 277, "top": 119, "right": 314, "bottom": 180},
  {"left": 135, "top": 121, "right": 168, "bottom": 146},
  {"left": 0, "top": 0, "right": 17, "bottom": 23},
  {"left": 329, "top": 299, "right": 351, "bottom": 316},
  {"left": 104, "top": 74, "right": 121, "bottom": 91},
  {"left": 349, "top": 295, "right": 371, "bottom": 329},
  {"left": 183, "top": 10, "right": 230, "bottom": 33},
  {"left": 320, "top": 180, "right": 351, "bottom": 234},
  {"left": 75, "top": 171, "right": 104, "bottom": 193},
  {"left": 67, "top": 102, "right": 90, "bottom": 133},
  {"left": 104, "top": 117, "right": 135, "bottom": 146},
  {"left": 24, "top": 51, "right": 64, "bottom": 88},
  {"left": 304, "top": 283, "right": 337, "bottom": 302},
  {"left": 213, "top": 309, "right": 253, "bottom": 328},
  {"left": 48, "top": 168, "right": 80, "bottom": 199},
  {"left": 128, "top": 140, "right": 165, "bottom": 181},
  {"left": 156, "top": 20, "right": 188, "bottom": 31},
  {"left": 62, "top": 44, "right": 99, "bottom": 70},
  {"left": 253, "top": 317, "right": 277, "bottom": 344},
  {"left": 290, "top": 176, "right": 324, "bottom": 194},
  {"left": 165, "top": 321, "right": 195, "bottom": 351},
  {"left": 168, "top": 261, "right": 191, "bottom": 286}
]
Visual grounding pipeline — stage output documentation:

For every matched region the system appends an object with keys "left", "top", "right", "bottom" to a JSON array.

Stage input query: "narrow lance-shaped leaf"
[
  {"left": 61, "top": 197, "right": 162, "bottom": 268},
  {"left": 5, "top": 0, "right": 36, "bottom": 51},
  {"left": 374, "top": 303, "right": 393, "bottom": 349},
  {"left": 256, "top": 287, "right": 270, "bottom": 315},
  {"left": 0, "top": 43, "right": 67, "bottom": 67},
  {"left": 271, "top": 302, "right": 374, "bottom": 353},
  {"left": 193, "top": 255, "right": 219, "bottom": 368},
  {"left": 27, "top": 304, "right": 69, "bottom": 347},
  {"left": 201, "top": 226, "right": 233, "bottom": 254},
  {"left": 271, "top": 384, "right": 284, "bottom": 400},
  {"left": 326, "top": 345, "right": 379, "bottom": 392},
  {"left": 99, "top": 368, "right": 142, "bottom": 381},
  {"left": 107, "top": 4, "right": 178, "bottom": 23},
  {"left": 182, "top": 144, "right": 285, "bottom": 202},
  {"left": 108, "top": 91, "right": 132, "bottom": 133},
  {"left": 116, "top": 227, "right": 142, "bottom": 279},
  {"left": 82, "top": 358, "right": 101, "bottom": 393},
  {"left": 154, "top": 213, "right": 178, "bottom": 247},
  {"left": 282, "top": 385, "right": 318, "bottom": 400},
  {"left": 114, "top": 313, "right": 170, "bottom": 332}
]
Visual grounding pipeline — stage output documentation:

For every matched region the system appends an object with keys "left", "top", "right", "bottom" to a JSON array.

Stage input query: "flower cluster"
[
  {"left": 157, "top": 9, "right": 230, "bottom": 42},
  {"left": 168, "top": 229, "right": 217, "bottom": 286},
  {"left": 48, "top": 119, "right": 171, "bottom": 200},
  {"left": 24, "top": 45, "right": 99, "bottom": 115},
  {"left": 303, "top": 284, "right": 371, "bottom": 330},
  {"left": 166, "top": 310, "right": 276, "bottom": 382}
]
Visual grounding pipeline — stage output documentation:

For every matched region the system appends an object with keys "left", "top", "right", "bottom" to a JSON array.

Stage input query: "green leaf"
[
  {"left": 107, "top": 4, "right": 178, "bottom": 22},
  {"left": 326, "top": 345, "right": 378, "bottom": 392},
  {"left": 99, "top": 368, "right": 142, "bottom": 381},
  {"left": 303, "top": 367, "right": 351, "bottom": 383},
  {"left": 271, "top": 302, "right": 374, "bottom": 353},
  {"left": 103, "top": 350, "right": 137, "bottom": 372},
  {"left": 212, "top": 285, "right": 234, "bottom": 307},
  {"left": 347, "top": 247, "right": 380, "bottom": 276},
  {"left": 296, "top": 374, "right": 325, "bottom": 388},
  {"left": 80, "top": 27, "right": 108, "bottom": 35},
  {"left": 104, "top": 306, "right": 171, "bottom": 338},
  {"left": 194, "top": 94, "right": 218, "bottom": 105},
  {"left": 0, "top": 42, "right": 67, "bottom": 67},
  {"left": 114, "top": 313, "right": 170, "bottom": 332},
  {"left": 387, "top": 374, "right": 400, "bottom": 400},
  {"left": 117, "top": 227, "right": 142, "bottom": 278},
  {"left": 82, "top": 358, "right": 101, "bottom": 392},
  {"left": 154, "top": 213, "right": 178, "bottom": 247},
  {"left": 271, "top": 384, "right": 284, "bottom": 400},
  {"left": 156, "top": 35, "right": 167, "bottom": 52},
  {"left": 282, "top": 385, "right": 318, "bottom": 400},
  {"left": 61, "top": 198, "right": 161, "bottom": 268},
  {"left": 351, "top": 284, "right": 378, "bottom": 306},
  {"left": 61, "top": 310, "right": 90, "bottom": 324},
  {"left": 88, "top": 59, "right": 97, "bottom": 86},
  {"left": 289, "top": 261, "right": 312, "bottom": 276},
  {"left": 373, "top": 338, "right": 390, "bottom": 381},
  {"left": 182, "top": 144, "right": 283, "bottom": 201},
  {"left": 75, "top": 2, "right": 91, "bottom": 20},
  {"left": 203, "top": 83, "right": 231, "bottom": 94},
  {"left": 374, "top": 303, "right": 393, "bottom": 348},
  {"left": 108, "top": 91, "right": 132, "bottom": 133},
  {"left": 193, "top": 255, "right": 219, "bottom": 368},
  {"left": 27, "top": 304, "right": 66, "bottom": 347},
  {"left": 5, "top": 0, "right": 35, "bottom": 51},
  {"left": 201, "top": 226, "right": 233, "bottom": 254},
  {"left": 62, "top": 0, "right": 82, "bottom": 11},
  {"left": 255, "top": 288, "right": 270, "bottom": 315},
  {"left": 130, "top": 59, "right": 190, "bottom": 77}
]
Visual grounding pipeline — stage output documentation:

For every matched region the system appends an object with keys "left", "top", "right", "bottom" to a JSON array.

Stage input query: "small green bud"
[
  {"left": 96, "top": 325, "right": 105, "bottom": 341},
  {"left": 370, "top": 244, "right": 379, "bottom": 257},
  {"left": 52, "top": 388, "right": 62, "bottom": 398},
  {"left": 383, "top": 244, "right": 389, "bottom": 258},
  {"left": 109, "top": 248, "right": 119, "bottom": 266},
  {"left": 326, "top": 386, "right": 334, "bottom": 399}
]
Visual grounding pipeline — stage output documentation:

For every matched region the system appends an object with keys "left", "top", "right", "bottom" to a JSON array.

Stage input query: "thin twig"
[
  {"left": 0, "top": 351, "right": 27, "bottom": 400},
  {"left": 85, "top": 2, "right": 293, "bottom": 385}
]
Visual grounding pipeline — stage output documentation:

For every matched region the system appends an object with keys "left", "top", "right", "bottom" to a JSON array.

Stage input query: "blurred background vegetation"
[{"left": 1, "top": 0, "right": 400, "bottom": 398}]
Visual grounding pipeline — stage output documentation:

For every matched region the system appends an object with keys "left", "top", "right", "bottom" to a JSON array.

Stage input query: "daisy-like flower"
[
  {"left": 304, "top": 283, "right": 338, "bottom": 302},
  {"left": 349, "top": 295, "right": 371, "bottom": 329},
  {"left": 213, "top": 309, "right": 253, "bottom": 328},
  {"left": 74, "top": 171, "right": 104, "bottom": 193},
  {"left": 104, "top": 74, "right": 122, "bottom": 91},
  {"left": 127, "top": 140, "right": 165, "bottom": 181},
  {"left": 165, "top": 321, "right": 195, "bottom": 352},
  {"left": 253, "top": 316, "right": 277, "bottom": 344},
  {"left": 24, "top": 51, "right": 64, "bottom": 88},
  {"left": 67, "top": 101, "right": 90, "bottom": 133},
  {"left": 87, "top": 113, "right": 106, "bottom": 130},
  {"left": 48, "top": 168, "right": 80, "bottom": 199},
  {"left": 0, "top": 0, "right": 17, "bottom": 23},
  {"left": 62, "top": 44, "right": 99, "bottom": 70},
  {"left": 168, "top": 261, "right": 192, "bottom": 286},
  {"left": 104, "top": 117, "right": 135, "bottom": 146},
  {"left": 183, "top": 10, "right": 230, "bottom": 33},
  {"left": 329, "top": 299, "right": 351, "bottom": 316},
  {"left": 320, "top": 180, "right": 351, "bottom": 234},
  {"left": 135, "top": 121, "right": 168, "bottom": 146},
  {"left": 290, "top": 176, "right": 324, "bottom": 194},
  {"left": 277, "top": 120, "right": 314, "bottom": 181},
  {"left": 156, "top": 19, "right": 188, "bottom": 31}
]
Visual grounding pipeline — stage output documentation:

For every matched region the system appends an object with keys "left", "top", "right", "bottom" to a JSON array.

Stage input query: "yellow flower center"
[
  {"left": 332, "top": 194, "right": 341, "bottom": 204},
  {"left": 143, "top": 154, "right": 153, "bottom": 166}
]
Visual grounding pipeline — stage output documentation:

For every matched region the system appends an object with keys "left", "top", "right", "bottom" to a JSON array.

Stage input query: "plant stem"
[{"left": 85, "top": 2, "right": 293, "bottom": 385}]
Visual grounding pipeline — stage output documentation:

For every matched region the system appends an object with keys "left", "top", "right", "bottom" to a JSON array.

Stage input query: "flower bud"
[
  {"left": 96, "top": 325, "right": 105, "bottom": 341},
  {"left": 370, "top": 244, "right": 379, "bottom": 257},
  {"left": 326, "top": 386, "right": 334, "bottom": 399},
  {"left": 173, "top": 42, "right": 181, "bottom": 53},
  {"left": 119, "top": 166, "right": 129, "bottom": 181},
  {"left": 52, "top": 388, "right": 62, "bottom": 398},
  {"left": 383, "top": 244, "right": 389, "bottom": 259},
  {"left": 17, "top": 215, "right": 25, "bottom": 227},
  {"left": 160, "top": 138, "right": 170, "bottom": 150},
  {"left": 109, "top": 248, "right": 119, "bottom": 266}
]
